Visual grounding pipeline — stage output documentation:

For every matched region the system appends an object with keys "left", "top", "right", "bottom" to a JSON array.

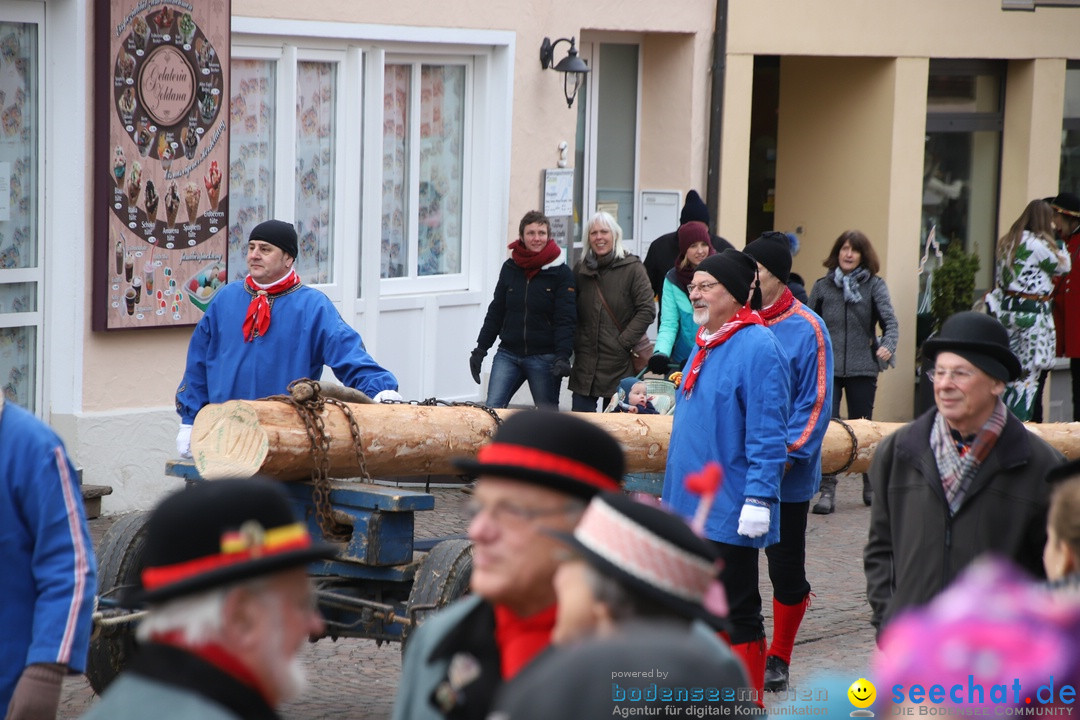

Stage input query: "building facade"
[{"left": 3, "top": 1, "right": 1078, "bottom": 510}]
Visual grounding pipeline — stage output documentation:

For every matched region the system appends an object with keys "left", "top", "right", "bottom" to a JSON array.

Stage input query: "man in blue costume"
[
  {"left": 744, "top": 232, "right": 833, "bottom": 692},
  {"left": 661, "top": 248, "right": 789, "bottom": 705},
  {"left": 175, "top": 219, "right": 400, "bottom": 456},
  {"left": 0, "top": 396, "right": 97, "bottom": 719}
]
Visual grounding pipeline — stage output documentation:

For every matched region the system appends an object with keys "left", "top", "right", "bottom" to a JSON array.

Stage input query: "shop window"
[
  {"left": 917, "top": 61, "right": 1004, "bottom": 345},
  {"left": 381, "top": 62, "right": 466, "bottom": 280},
  {"left": 1060, "top": 61, "right": 1080, "bottom": 196},
  {"left": 294, "top": 61, "right": 336, "bottom": 283},
  {"left": 227, "top": 59, "right": 275, "bottom": 281},
  {"left": 0, "top": 21, "right": 39, "bottom": 411}
]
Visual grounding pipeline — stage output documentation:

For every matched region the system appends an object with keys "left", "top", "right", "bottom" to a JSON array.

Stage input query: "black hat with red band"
[
  {"left": 129, "top": 478, "right": 338, "bottom": 606},
  {"left": 453, "top": 410, "right": 624, "bottom": 499}
]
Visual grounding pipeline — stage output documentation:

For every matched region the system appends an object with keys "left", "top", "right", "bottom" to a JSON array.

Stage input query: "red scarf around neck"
[
  {"left": 242, "top": 270, "right": 301, "bottom": 342},
  {"left": 682, "top": 305, "right": 764, "bottom": 395},
  {"left": 493, "top": 603, "right": 557, "bottom": 679},
  {"left": 509, "top": 239, "right": 561, "bottom": 280},
  {"left": 758, "top": 286, "right": 795, "bottom": 324}
]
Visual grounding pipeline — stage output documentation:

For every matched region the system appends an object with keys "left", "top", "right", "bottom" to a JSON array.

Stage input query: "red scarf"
[
  {"left": 151, "top": 633, "right": 272, "bottom": 704},
  {"left": 242, "top": 270, "right": 301, "bottom": 342},
  {"left": 509, "top": 239, "right": 561, "bottom": 280},
  {"left": 758, "top": 286, "right": 795, "bottom": 324},
  {"left": 682, "top": 305, "right": 764, "bottom": 395},
  {"left": 493, "top": 603, "right": 557, "bottom": 679}
]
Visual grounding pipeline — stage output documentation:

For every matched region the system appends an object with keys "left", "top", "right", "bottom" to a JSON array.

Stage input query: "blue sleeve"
[
  {"left": 19, "top": 430, "right": 97, "bottom": 671},
  {"left": 654, "top": 278, "right": 680, "bottom": 357},
  {"left": 553, "top": 265, "right": 577, "bottom": 361},
  {"left": 175, "top": 311, "right": 214, "bottom": 424},
  {"left": 475, "top": 264, "right": 510, "bottom": 352},
  {"left": 786, "top": 311, "right": 834, "bottom": 463},
  {"left": 315, "top": 302, "right": 399, "bottom": 397},
  {"left": 742, "top": 336, "right": 790, "bottom": 502}
]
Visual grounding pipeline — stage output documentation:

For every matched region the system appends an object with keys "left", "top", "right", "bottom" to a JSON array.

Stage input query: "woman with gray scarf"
[{"left": 809, "top": 230, "right": 899, "bottom": 513}]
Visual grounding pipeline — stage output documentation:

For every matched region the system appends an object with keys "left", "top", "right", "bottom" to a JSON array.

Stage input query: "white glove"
[
  {"left": 176, "top": 423, "right": 193, "bottom": 458},
  {"left": 373, "top": 389, "right": 403, "bottom": 403},
  {"left": 737, "top": 503, "right": 770, "bottom": 538}
]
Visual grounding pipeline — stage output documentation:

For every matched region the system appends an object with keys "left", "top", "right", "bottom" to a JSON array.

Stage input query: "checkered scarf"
[{"left": 929, "top": 400, "right": 1007, "bottom": 515}]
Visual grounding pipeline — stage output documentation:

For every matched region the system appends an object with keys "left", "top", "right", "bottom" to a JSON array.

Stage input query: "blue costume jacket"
[
  {"left": 761, "top": 294, "right": 834, "bottom": 502},
  {"left": 176, "top": 282, "right": 398, "bottom": 423},
  {"left": 655, "top": 276, "right": 697, "bottom": 366},
  {"left": 0, "top": 401, "right": 96, "bottom": 709},
  {"left": 662, "top": 324, "right": 790, "bottom": 547}
]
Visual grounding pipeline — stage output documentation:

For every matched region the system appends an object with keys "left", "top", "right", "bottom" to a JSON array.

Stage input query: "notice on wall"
[
  {"left": 543, "top": 168, "right": 574, "bottom": 218},
  {"left": 93, "top": 0, "right": 231, "bottom": 330}
]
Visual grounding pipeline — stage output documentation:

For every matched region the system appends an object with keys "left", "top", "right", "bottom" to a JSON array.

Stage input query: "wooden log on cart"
[{"left": 191, "top": 399, "right": 1080, "bottom": 482}]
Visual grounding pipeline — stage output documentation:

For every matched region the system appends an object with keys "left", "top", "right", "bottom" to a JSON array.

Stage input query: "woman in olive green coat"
[{"left": 569, "top": 211, "right": 656, "bottom": 411}]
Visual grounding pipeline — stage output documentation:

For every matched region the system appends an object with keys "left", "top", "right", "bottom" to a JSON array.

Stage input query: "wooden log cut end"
[{"left": 192, "top": 401, "right": 271, "bottom": 479}]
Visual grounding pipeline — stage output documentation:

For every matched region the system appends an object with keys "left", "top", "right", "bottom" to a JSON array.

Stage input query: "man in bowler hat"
[
  {"left": 175, "top": 219, "right": 401, "bottom": 457},
  {"left": 82, "top": 478, "right": 338, "bottom": 719},
  {"left": 864, "top": 311, "right": 1063, "bottom": 635},
  {"left": 392, "top": 410, "right": 625, "bottom": 720}
]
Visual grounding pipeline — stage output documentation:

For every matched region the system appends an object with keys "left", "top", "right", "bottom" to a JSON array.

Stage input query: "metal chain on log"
[{"left": 829, "top": 418, "right": 861, "bottom": 475}]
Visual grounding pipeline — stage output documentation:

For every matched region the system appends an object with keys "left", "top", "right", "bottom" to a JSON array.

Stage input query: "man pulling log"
[{"left": 175, "top": 219, "right": 402, "bottom": 458}]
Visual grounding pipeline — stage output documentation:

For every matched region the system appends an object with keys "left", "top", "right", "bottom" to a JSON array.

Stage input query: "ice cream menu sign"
[{"left": 93, "top": 0, "right": 230, "bottom": 330}]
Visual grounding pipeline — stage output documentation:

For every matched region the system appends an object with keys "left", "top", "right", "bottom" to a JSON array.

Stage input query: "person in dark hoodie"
[{"left": 643, "top": 190, "right": 732, "bottom": 319}]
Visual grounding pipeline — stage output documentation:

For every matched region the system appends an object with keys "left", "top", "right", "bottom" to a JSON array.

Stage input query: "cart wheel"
[
  {"left": 86, "top": 511, "right": 150, "bottom": 695},
  {"left": 402, "top": 538, "right": 473, "bottom": 651}
]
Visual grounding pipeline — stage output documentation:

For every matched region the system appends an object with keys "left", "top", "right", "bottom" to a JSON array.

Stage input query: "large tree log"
[{"left": 191, "top": 399, "right": 1080, "bottom": 482}]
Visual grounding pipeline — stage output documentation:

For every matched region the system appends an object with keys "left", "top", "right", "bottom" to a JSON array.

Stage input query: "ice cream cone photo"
[
  {"left": 112, "top": 146, "right": 126, "bottom": 189},
  {"left": 145, "top": 180, "right": 159, "bottom": 223},
  {"left": 183, "top": 182, "right": 201, "bottom": 225},
  {"left": 204, "top": 160, "right": 221, "bottom": 211},
  {"left": 127, "top": 162, "right": 142, "bottom": 205},
  {"left": 164, "top": 182, "right": 180, "bottom": 228}
]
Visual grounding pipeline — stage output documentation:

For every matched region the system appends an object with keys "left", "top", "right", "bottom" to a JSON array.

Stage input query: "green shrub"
[{"left": 930, "top": 242, "right": 980, "bottom": 335}]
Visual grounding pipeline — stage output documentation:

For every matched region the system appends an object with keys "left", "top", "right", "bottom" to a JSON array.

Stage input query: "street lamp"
[{"left": 539, "top": 36, "right": 590, "bottom": 109}]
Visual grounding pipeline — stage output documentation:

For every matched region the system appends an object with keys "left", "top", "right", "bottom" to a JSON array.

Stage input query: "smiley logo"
[{"left": 848, "top": 678, "right": 876, "bottom": 709}]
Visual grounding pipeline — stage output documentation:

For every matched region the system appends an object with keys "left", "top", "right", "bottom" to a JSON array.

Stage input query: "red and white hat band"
[{"left": 575, "top": 498, "right": 714, "bottom": 603}]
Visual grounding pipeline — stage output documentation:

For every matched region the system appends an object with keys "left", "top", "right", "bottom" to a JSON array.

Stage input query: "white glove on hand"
[
  {"left": 176, "top": 423, "right": 193, "bottom": 458},
  {"left": 737, "top": 503, "right": 770, "bottom": 538},
  {"left": 373, "top": 389, "right": 404, "bottom": 403}
]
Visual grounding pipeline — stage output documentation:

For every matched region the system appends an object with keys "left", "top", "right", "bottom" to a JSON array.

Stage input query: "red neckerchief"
[
  {"left": 758, "top": 286, "right": 795, "bottom": 324},
  {"left": 151, "top": 632, "right": 272, "bottom": 705},
  {"left": 509, "top": 239, "right": 561, "bottom": 280},
  {"left": 242, "top": 270, "right": 301, "bottom": 342},
  {"left": 682, "top": 305, "right": 764, "bottom": 396},
  {"left": 493, "top": 603, "right": 556, "bottom": 679}
]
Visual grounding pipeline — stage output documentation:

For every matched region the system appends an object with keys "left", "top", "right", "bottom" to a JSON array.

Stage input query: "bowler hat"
[
  {"left": 1046, "top": 192, "right": 1080, "bottom": 218},
  {"left": 453, "top": 410, "right": 624, "bottom": 499},
  {"left": 921, "top": 311, "right": 1021, "bottom": 382},
  {"left": 550, "top": 492, "right": 727, "bottom": 630},
  {"left": 131, "top": 478, "right": 338, "bottom": 605}
]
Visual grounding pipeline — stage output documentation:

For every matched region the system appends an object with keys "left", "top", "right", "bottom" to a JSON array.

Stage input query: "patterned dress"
[{"left": 986, "top": 230, "right": 1071, "bottom": 420}]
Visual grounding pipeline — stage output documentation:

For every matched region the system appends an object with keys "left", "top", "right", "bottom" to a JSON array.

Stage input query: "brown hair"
[
  {"left": 1049, "top": 477, "right": 1080, "bottom": 561},
  {"left": 996, "top": 199, "right": 1057, "bottom": 268},
  {"left": 823, "top": 230, "right": 880, "bottom": 275},
  {"left": 519, "top": 210, "right": 551, "bottom": 240}
]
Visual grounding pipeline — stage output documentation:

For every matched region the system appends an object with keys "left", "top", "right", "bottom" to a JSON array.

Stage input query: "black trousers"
[
  {"left": 712, "top": 541, "right": 763, "bottom": 645},
  {"left": 832, "top": 375, "right": 877, "bottom": 420},
  {"left": 765, "top": 501, "right": 812, "bottom": 604}
]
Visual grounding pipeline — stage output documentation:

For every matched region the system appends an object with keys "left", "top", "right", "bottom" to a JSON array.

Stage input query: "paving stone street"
[{"left": 59, "top": 474, "right": 877, "bottom": 719}]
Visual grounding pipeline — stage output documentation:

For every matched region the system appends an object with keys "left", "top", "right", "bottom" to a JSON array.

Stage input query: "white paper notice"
[{"left": 544, "top": 169, "right": 574, "bottom": 217}]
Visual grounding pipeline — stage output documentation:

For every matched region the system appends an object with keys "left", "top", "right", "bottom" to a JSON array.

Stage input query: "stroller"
[{"left": 602, "top": 369, "right": 679, "bottom": 416}]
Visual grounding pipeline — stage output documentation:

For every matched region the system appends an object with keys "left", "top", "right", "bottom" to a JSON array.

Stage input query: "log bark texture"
[{"left": 192, "top": 400, "right": 1080, "bottom": 482}]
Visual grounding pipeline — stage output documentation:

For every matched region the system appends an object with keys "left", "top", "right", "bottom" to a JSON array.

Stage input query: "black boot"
[
  {"left": 764, "top": 655, "right": 790, "bottom": 692},
  {"left": 812, "top": 476, "right": 836, "bottom": 515},
  {"left": 862, "top": 474, "right": 872, "bottom": 506}
]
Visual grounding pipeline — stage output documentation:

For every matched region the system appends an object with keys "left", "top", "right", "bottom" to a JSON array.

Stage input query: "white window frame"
[{"left": 0, "top": 4, "right": 45, "bottom": 414}]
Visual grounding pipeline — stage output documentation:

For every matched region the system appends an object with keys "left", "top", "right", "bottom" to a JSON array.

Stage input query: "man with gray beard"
[{"left": 81, "top": 479, "right": 337, "bottom": 720}]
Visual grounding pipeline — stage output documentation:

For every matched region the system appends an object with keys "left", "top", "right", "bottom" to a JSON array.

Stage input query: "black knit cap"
[
  {"left": 250, "top": 219, "right": 299, "bottom": 259},
  {"left": 743, "top": 232, "right": 793, "bottom": 284},
  {"left": 1046, "top": 192, "right": 1080, "bottom": 218},
  {"left": 549, "top": 492, "right": 726, "bottom": 630},
  {"left": 922, "top": 311, "right": 1021, "bottom": 382},
  {"left": 680, "top": 190, "right": 709, "bottom": 225},
  {"left": 129, "top": 478, "right": 338, "bottom": 605},
  {"left": 695, "top": 248, "right": 757, "bottom": 306},
  {"left": 453, "top": 410, "right": 624, "bottom": 499}
]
